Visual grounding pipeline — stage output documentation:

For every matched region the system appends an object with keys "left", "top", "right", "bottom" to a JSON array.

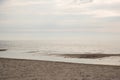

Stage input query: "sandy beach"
[{"left": 0, "top": 58, "right": 120, "bottom": 80}]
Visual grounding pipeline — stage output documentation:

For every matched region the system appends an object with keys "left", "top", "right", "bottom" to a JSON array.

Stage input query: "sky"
[{"left": 0, "top": 0, "right": 120, "bottom": 43}]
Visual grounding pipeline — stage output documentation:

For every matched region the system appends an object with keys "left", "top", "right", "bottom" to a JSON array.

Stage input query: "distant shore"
[{"left": 0, "top": 58, "right": 120, "bottom": 80}]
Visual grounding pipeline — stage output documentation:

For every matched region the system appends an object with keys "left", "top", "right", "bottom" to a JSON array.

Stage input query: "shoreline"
[
  {"left": 0, "top": 58, "right": 120, "bottom": 80},
  {"left": 0, "top": 51, "right": 120, "bottom": 66},
  {"left": 0, "top": 57, "right": 120, "bottom": 67}
]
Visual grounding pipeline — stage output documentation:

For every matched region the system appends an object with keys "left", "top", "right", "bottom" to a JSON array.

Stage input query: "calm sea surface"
[
  {"left": 0, "top": 40, "right": 120, "bottom": 54},
  {"left": 0, "top": 40, "right": 120, "bottom": 66}
]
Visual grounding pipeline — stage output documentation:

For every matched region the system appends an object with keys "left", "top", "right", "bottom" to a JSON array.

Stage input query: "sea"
[{"left": 0, "top": 40, "right": 120, "bottom": 66}]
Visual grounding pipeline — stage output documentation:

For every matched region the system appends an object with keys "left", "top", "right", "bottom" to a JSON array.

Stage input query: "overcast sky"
[{"left": 0, "top": 0, "right": 120, "bottom": 42}]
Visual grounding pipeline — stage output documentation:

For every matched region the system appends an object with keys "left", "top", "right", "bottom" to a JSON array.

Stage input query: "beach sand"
[{"left": 0, "top": 58, "right": 120, "bottom": 80}]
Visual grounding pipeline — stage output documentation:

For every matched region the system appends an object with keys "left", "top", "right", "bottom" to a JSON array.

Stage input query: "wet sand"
[
  {"left": 53, "top": 54, "right": 120, "bottom": 58},
  {"left": 0, "top": 58, "right": 120, "bottom": 80},
  {"left": 0, "top": 49, "right": 7, "bottom": 51}
]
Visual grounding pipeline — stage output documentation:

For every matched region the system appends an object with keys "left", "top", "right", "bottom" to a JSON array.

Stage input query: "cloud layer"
[
  {"left": 0, "top": 0, "right": 120, "bottom": 40},
  {"left": 56, "top": 0, "right": 120, "bottom": 17}
]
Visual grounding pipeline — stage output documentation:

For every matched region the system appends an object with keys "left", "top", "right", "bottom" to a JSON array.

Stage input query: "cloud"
[
  {"left": 2, "top": 0, "right": 120, "bottom": 18},
  {"left": 0, "top": 0, "right": 55, "bottom": 16},
  {"left": 1, "top": 0, "right": 120, "bottom": 34},
  {"left": 1, "top": 0, "right": 51, "bottom": 7},
  {"left": 55, "top": 0, "right": 120, "bottom": 18}
]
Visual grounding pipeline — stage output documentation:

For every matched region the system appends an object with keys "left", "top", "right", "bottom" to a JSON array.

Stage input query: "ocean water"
[
  {"left": 0, "top": 40, "right": 120, "bottom": 54},
  {"left": 0, "top": 40, "right": 120, "bottom": 66}
]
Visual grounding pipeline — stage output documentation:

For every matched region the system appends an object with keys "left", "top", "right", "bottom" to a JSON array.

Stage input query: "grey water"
[
  {"left": 0, "top": 40, "right": 120, "bottom": 66},
  {"left": 0, "top": 40, "right": 120, "bottom": 54}
]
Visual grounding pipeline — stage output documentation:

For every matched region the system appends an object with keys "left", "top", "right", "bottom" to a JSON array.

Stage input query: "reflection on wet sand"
[
  {"left": 52, "top": 53, "right": 120, "bottom": 59},
  {"left": 0, "top": 49, "right": 7, "bottom": 51}
]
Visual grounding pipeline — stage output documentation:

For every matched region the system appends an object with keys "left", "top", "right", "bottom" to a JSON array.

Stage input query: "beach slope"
[{"left": 0, "top": 58, "right": 120, "bottom": 80}]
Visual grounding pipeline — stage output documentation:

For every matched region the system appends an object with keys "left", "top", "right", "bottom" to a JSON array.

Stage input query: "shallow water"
[{"left": 0, "top": 40, "right": 120, "bottom": 66}]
